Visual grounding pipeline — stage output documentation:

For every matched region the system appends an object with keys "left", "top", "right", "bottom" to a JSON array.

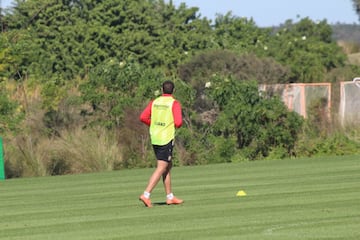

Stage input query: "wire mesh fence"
[
  {"left": 260, "top": 80, "right": 360, "bottom": 127},
  {"left": 259, "top": 83, "right": 331, "bottom": 119},
  {"left": 339, "top": 78, "right": 360, "bottom": 126}
]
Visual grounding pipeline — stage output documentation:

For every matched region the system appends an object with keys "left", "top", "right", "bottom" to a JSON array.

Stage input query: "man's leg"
[
  {"left": 139, "top": 160, "right": 169, "bottom": 207},
  {"left": 145, "top": 160, "right": 169, "bottom": 193},
  {"left": 162, "top": 162, "right": 184, "bottom": 205},
  {"left": 162, "top": 161, "right": 172, "bottom": 195}
]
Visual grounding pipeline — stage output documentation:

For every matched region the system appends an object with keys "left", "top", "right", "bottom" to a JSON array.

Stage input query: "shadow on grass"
[{"left": 153, "top": 202, "right": 167, "bottom": 206}]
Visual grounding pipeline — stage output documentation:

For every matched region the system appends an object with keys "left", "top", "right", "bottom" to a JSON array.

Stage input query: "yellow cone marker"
[{"left": 236, "top": 190, "right": 247, "bottom": 197}]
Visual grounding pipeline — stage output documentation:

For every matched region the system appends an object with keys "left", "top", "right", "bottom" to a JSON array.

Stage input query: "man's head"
[{"left": 162, "top": 80, "right": 175, "bottom": 94}]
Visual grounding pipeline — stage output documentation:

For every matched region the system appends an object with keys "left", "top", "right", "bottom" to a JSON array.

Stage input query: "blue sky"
[
  {"left": 171, "top": 0, "right": 359, "bottom": 26},
  {"left": 1, "top": 0, "right": 359, "bottom": 27}
]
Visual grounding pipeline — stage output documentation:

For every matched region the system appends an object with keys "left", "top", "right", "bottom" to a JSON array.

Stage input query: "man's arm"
[
  {"left": 172, "top": 100, "right": 182, "bottom": 128},
  {"left": 139, "top": 101, "right": 153, "bottom": 126}
]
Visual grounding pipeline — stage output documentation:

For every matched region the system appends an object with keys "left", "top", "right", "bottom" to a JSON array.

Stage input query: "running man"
[{"left": 139, "top": 80, "right": 184, "bottom": 207}]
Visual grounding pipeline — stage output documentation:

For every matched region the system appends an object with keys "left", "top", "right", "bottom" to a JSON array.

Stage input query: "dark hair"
[{"left": 162, "top": 80, "right": 175, "bottom": 94}]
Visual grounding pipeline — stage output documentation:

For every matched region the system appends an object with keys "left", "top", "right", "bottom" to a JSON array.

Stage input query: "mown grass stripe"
[{"left": 0, "top": 155, "right": 359, "bottom": 240}]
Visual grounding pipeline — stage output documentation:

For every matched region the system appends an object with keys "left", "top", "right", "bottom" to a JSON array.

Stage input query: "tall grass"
[
  {"left": 4, "top": 127, "right": 123, "bottom": 177},
  {"left": 47, "top": 128, "right": 123, "bottom": 174}
]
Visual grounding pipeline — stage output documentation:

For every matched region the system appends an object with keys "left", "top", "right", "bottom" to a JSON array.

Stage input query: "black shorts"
[{"left": 153, "top": 140, "right": 174, "bottom": 162}]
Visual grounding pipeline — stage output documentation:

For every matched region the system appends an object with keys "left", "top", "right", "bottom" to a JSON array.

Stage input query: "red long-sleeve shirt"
[{"left": 140, "top": 94, "right": 182, "bottom": 128}]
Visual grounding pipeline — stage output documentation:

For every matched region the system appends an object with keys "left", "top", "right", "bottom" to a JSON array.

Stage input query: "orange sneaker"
[
  {"left": 166, "top": 196, "right": 184, "bottom": 205},
  {"left": 139, "top": 195, "right": 153, "bottom": 208}
]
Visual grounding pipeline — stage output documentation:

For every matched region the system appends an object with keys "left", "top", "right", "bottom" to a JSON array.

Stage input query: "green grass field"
[{"left": 1, "top": 155, "right": 359, "bottom": 240}]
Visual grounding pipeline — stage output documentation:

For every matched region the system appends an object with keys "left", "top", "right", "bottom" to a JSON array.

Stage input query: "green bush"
[
  {"left": 0, "top": 85, "right": 24, "bottom": 134},
  {"left": 295, "top": 131, "right": 360, "bottom": 157},
  {"left": 80, "top": 59, "right": 163, "bottom": 129},
  {"left": 202, "top": 135, "right": 236, "bottom": 164},
  {"left": 207, "top": 77, "right": 304, "bottom": 160},
  {"left": 178, "top": 50, "right": 291, "bottom": 113},
  {"left": 264, "top": 18, "right": 347, "bottom": 83}
]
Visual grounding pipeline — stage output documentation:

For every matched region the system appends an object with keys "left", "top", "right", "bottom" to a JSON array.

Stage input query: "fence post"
[{"left": 0, "top": 137, "right": 5, "bottom": 180}]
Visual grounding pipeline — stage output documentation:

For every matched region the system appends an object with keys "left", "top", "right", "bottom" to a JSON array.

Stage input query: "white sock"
[
  {"left": 167, "top": 193, "right": 174, "bottom": 200},
  {"left": 143, "top": 191, "right": 150, "bottom": 198}
]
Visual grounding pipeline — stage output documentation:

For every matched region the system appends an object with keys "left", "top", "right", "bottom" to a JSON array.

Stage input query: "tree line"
[{"left": 0, "top": 0, "right": 359, "bottom": 178}]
